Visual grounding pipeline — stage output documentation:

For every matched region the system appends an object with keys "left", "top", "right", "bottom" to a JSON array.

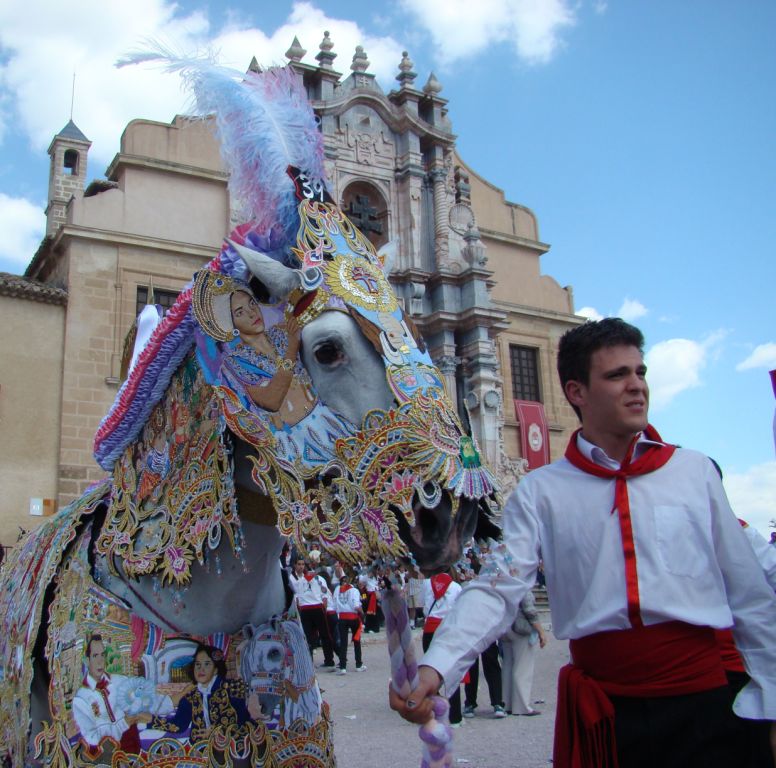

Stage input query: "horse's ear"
[
  {"left": 228, "top": 240, "right": 302, "bottom": 300},
  {"left": 242, "top": 623, "right": 255, "bottom": 640}
]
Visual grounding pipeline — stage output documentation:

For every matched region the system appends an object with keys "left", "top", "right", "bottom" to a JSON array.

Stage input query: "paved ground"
[{"left": 318, "top": 613, "right": 563, "bottom": 768}]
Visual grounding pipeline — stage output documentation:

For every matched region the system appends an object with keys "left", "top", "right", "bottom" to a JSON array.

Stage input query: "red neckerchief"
[
  {"left": 430, "top": 573, "right": 452, "bottom": 600},
  {"left": 304, "top": 572, "right": 314, "bottom": 582},
  {"left": 93, "top": 675, "right": 117, "bottom": 722},
  {"left": 340, "top": 583, "right": 352, "bottom": 592},
  {"left": 564, "top": 425, "right": 675, "bottom": 628}
]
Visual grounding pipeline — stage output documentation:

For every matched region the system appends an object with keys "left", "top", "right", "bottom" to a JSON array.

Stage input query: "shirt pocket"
[{"left": 652, "top": 505, "right": 705, "bottom": 579}]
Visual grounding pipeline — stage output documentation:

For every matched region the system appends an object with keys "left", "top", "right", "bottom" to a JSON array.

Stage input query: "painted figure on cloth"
[
  {"left": 72, "top": 634, "right": 174, "bottom": 756},
  {"left": 225, "top": 289, "right": 312, "bottom": 429},
  {"left": 149, "top": 643, "right": 260, "bottom": 743},
  {"left": 193, "top": 271, "right": 350, "bottom": 465}
]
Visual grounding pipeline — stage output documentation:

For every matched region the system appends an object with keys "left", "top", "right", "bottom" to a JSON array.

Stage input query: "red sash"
[
  {"left": 715, "top": 628, "right": 745, "bottom": 673},
  {"left": 564, "top": 425, "right": 675, "bottom": 628},
  {"left": 554, "top": 621, "right": 727, "bottom": 768},
  {"left": 366, "top": 591, "right": 378, "bottom": 614},
  {"left": 339, "top": 612, "right": 359, "bottom": 620}
]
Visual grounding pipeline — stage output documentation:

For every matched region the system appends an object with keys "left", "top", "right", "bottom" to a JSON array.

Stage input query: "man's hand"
[{"left": 388, "top": 665, "right": 443, "bottom": 725}]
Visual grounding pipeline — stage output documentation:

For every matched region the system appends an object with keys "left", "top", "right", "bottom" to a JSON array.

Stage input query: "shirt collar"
[
  {"left": 197, "top": 676, "right": 217, "bottom": 696},
  {"left": 576, "top": 431, "right": 664, "bottom": 470},
  {"left": 85, "top": 673, "right": 108, "bottom": 689}
]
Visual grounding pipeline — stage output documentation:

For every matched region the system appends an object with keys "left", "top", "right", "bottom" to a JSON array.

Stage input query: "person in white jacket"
[{"left": 332, "top": 570, "right": 366, "bottom": 674}]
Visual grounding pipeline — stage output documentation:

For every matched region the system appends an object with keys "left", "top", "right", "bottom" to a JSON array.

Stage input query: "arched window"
[
  {"left": 341, "top": 181, "right": 388, "bottom": 250},
  {"left": 63, "top": 149, "right": 79, "bottom": 175}
]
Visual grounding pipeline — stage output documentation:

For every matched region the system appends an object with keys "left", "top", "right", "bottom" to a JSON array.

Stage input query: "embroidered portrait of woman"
[
  {"left": 149, "top": 644, "right": 259, "bottom": 743},
  {"left": 192, "top": 269, "right": 349, "bottom": 465}
]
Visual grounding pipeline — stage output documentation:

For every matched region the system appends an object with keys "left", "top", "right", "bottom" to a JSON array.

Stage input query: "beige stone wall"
[
  {"left": 462, "top": 157, "right": 581, "bottom": 466},
  {"left": 495, "top": 313, "right": 581, "bottom": 463},
  {"left": 0, "top": 295, "right": 65, "bottom": 545}
]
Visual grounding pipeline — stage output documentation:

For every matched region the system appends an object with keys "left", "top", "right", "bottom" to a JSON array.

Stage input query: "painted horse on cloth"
[{"left": 0, "top": 57, "right": 500, "bottom": 768}]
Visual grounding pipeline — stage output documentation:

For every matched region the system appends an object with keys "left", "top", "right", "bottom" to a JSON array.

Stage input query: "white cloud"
[
  {"left": 616, "top": 297, "right": 648, "bottom": 322},
  {"left": 724, "top": 461, "right": 776, "bottom": 539},
  {"left": 0, "top": 1, "right": 404, "bottom": 168},
  {"left": 737, "top": 343, "right": 776, "bottom": 371},
  {"left": 576, "top": 305, "right": 603, "bottom": 321},
  {"left": 398, "top": 0, "right": 576, "bottom": 66},
  {"left": 0, "top": 194, "right": 45, "bottom": 271},
  {"left": 645, "top": 332, "right": 725, "bottom": 410}
]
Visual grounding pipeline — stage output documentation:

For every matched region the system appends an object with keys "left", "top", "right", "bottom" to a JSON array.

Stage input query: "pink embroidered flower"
[{"left": 165, "top": 546, "right": 187, "bottom": 576}]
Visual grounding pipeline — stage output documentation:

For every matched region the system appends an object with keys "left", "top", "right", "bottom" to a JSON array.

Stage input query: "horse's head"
[
  {"left": 206, "top": 198, "right": 499, "bottom": 575},
  {"left": 92, "top": 62, "right": 499, "bottom": 584}
]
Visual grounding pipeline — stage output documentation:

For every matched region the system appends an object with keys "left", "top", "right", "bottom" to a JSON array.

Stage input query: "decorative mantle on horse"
[{"left": 0, "top": 53, "right": 501, "bottom": 768}]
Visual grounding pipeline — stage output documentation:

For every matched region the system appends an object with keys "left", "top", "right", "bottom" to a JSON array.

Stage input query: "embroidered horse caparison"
[{"left": 0, "top": 59, "right": 499, "bottom": 768}]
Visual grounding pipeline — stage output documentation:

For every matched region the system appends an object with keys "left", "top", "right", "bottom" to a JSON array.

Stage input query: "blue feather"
[{"left": 118, "top": 45, "right": 327, "bottom": 247}]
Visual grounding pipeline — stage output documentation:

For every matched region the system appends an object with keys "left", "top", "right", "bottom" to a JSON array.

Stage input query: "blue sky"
[{"left": 1, "top": 1, "right": 774, "bottom": 533}]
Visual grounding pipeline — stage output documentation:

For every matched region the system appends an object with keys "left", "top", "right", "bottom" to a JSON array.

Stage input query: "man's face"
[
  {"left": 294, "top": 559, "right": 305, "bottom": 575},
  {"left": 86, "top": 640, "right": 106, "bottom": 680},
  {"left": 566, "top": 345, "right": 649, "bottom": 442}
]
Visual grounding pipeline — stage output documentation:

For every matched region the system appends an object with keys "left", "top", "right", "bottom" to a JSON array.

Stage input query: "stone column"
[
  {"left": 436, "top": 354, "right": 460, "bottom": 405},
  {"left": 429, "top": 166, "right": 450, "bottom": 266}
]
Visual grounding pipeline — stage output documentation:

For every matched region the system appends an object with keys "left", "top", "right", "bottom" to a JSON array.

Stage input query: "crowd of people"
[{"left": 280, "top": 542, "right": 548, "bottom": 724}]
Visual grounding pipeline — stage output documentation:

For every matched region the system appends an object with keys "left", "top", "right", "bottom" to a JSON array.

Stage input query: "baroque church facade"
[{"left": 0, "top": 35, "right": 581, "bottom": 544}]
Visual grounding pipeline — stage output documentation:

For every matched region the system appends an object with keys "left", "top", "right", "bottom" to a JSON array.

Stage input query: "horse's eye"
[{"left": 314, "top": 341, "right": 344, "bottom": 366}]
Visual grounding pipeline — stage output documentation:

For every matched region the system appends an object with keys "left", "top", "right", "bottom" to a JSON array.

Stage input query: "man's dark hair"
[
  {"left": 85, "top": 633, "right": 103, "bottom": 658},
  {"left": 558, "top": 318, "right": 645, "bottom": 419}
]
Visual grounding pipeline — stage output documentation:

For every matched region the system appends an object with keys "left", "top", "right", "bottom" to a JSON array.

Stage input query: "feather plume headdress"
[{"left": 118, "top": 45, "right": 328, "bottom": 255}]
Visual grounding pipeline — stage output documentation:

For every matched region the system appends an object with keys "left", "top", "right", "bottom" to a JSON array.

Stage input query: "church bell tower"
[{"left": 45, "top": 119, "right": 91, "bottom": 236}]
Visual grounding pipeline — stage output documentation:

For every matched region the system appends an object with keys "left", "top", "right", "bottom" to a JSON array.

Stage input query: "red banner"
[{"left": 514, "top": 400, "right": 550, "bottom": 470}]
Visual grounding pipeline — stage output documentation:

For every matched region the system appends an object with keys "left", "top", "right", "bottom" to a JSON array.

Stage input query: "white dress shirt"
[
  {"left": 289, "top": 572, "right": 326, "bottom": 607},
  {"left": 422, "top": 435, "right": 776, "bottom": 719}
]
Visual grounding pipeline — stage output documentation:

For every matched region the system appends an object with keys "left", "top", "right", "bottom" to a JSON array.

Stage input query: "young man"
[
  {"left": 72, "top": 634, "right": 173, "bottom": 755},
  {"left": 332, "top": 569, "right": 366, "bottom": 674},
  {"left": 390, "top": 318, "right": 776, "bottom": 768}
]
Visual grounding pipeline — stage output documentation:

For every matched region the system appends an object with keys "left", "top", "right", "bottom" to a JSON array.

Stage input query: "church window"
[
  {"left": 63, "top": 149, "right": 79, "bottom": 175},
  {"left": 136, "top": 286, "right": 180, "bottom": 317},
  {"left": 510, "top": 345, "right": 541, "bottom": 402},
  {"left": 341, "top": 181, "right": 388, "bottom": 250}
]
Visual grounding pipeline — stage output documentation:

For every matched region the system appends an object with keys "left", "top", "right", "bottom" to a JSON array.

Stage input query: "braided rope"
[{"left": 382, "top": 586, "right": 453, "bottom": 768}]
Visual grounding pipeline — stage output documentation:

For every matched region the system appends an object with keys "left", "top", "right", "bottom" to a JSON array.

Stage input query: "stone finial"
[
  {"left": 463, "top": 222, "right": 488, "bottom": 266},
  {"left": 247, "top": 56, "right": 262, "bottom": 75},
  {"left": 396, "top": 51, "right": 417, "bottom": 87},
  {"left": 423, "top": 72, "right": 443, "bottom": 95},
  {"left": 320, "top": 30, "right": 334, "bottom": 53},
  {"left": 285, "top": 36, "right": 307, "bottom": 63},
  {"left": 316, "top": 30, "right": 337, "bottom": 68},
  {"left": 350, "top": 45, "right": 370, "bottom": 73}
]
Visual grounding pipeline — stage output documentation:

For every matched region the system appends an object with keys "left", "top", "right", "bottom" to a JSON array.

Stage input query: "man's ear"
[{"left": 564, "top": 379, "right": 586, "bottom": 409}]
